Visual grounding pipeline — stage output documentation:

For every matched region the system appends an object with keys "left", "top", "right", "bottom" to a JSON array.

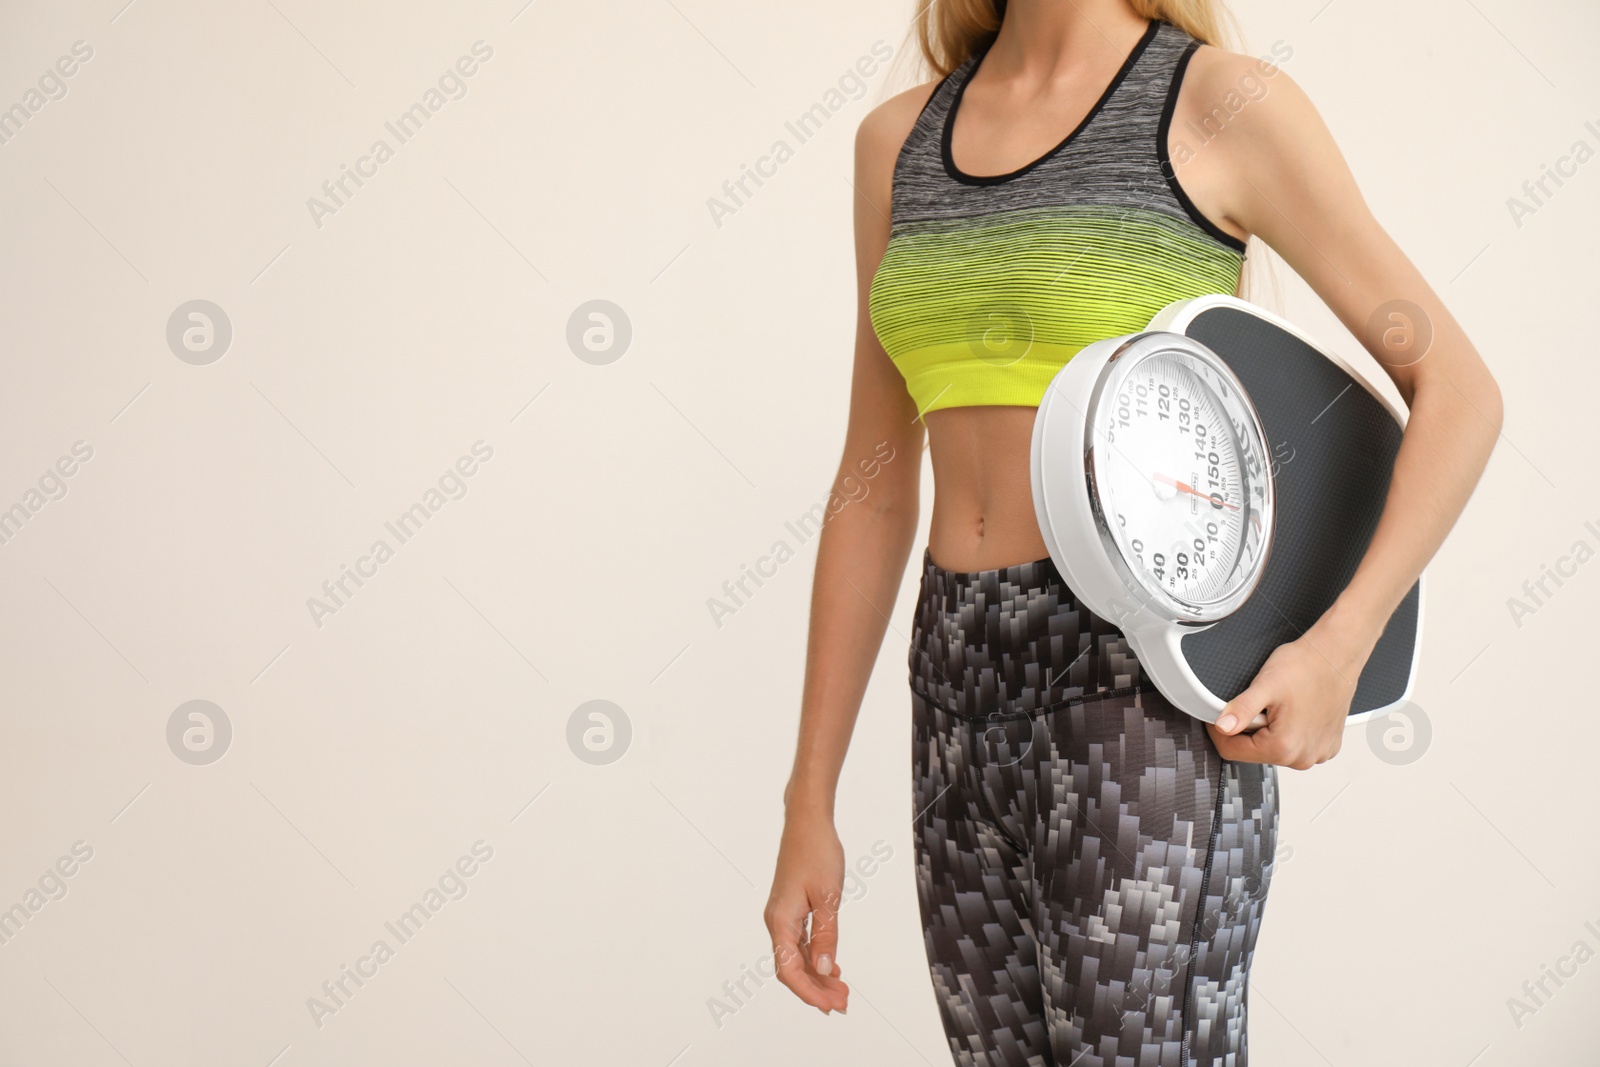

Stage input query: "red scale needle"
[{"left": 1152, "top": 471, "right": 1238, "bottom": 511}]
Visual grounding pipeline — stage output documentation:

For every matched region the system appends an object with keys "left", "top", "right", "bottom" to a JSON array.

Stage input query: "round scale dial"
[{"left": 1089, "top": 340, "right": 1273, "bottom": 622}]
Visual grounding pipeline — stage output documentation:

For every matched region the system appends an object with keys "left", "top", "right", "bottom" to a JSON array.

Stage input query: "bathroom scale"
[{"left": 1030, "top": 294, "right": 1423, "bottom": 726}]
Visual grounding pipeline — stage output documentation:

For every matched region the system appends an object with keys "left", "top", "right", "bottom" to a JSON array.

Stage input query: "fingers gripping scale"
[{"left": 1030, "top": 294, "right": 1423, "bottom": 725}]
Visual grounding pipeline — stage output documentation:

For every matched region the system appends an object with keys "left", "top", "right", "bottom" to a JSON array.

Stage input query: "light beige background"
[{"left": 0, "top": 0, "right": 1595, "bottom": 1064}]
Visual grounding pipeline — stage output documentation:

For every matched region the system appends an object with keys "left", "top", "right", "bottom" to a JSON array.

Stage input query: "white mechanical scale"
[{"left": 1031, "top": 294, "right": 1424, "bottom": 726}]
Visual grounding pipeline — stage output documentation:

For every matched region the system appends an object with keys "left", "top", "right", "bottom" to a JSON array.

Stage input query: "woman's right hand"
[{"left": 763, "top": 810, "right": 851, "bottom": 1014}]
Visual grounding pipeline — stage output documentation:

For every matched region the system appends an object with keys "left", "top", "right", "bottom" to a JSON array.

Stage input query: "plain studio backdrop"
[{"left": 0, "top": 0, "right": 1595, "bottom": 1063}]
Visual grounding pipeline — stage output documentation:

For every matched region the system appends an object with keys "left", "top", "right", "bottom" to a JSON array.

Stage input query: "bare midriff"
[{"left": 923, "top": 406, "right": 1053, "bottom": 573}]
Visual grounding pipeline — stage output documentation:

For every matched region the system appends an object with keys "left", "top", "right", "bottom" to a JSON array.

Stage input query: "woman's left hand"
[{"left": 1206, "top": 626, "right": 1372, "bottom": 769}]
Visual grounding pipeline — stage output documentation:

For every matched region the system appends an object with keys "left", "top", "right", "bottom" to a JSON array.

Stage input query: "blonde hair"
[
  {"left": 892, "top": 0, "right": 1276, "bottom": 307},
  {"left": 912, "top": 0, "right": 1240, "bottom": 76}
]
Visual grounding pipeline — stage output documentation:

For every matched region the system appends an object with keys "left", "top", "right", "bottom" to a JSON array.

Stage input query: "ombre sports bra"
[{"left": 868, "top": 19, "right": 1246, "bottom": 418}]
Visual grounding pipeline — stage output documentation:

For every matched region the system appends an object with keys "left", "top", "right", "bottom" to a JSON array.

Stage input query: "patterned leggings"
[{"left": 910, "top": 548, "right": 1280, "bottom": 1067}]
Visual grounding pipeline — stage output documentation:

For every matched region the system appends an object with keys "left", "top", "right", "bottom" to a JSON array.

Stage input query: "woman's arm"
[
  {"left": 1174, "top": 49, "right": 1504, "bottom": 768},
  {"left": 763, "top": 88, "right": 930, "bottom": 1013}
]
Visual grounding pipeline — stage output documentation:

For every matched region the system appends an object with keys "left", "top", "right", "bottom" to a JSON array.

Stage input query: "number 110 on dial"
[{"left": 1094, "top": 342, "right": 1274, "bottom": 622}]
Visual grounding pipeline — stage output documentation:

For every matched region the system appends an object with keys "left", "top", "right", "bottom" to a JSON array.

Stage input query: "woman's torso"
[{"left": 868, "top": 18, "right": 1247, "bottom": 572}]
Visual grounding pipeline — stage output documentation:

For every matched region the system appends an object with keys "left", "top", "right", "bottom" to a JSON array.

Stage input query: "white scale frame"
[{"left": 1030, "top": 294, "right": 1424, "bottom": 726}]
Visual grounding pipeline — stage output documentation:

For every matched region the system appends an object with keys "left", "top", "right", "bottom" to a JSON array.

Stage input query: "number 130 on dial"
[{"left": 1092, "top": 339, "right": 1274, "bottom": 623}]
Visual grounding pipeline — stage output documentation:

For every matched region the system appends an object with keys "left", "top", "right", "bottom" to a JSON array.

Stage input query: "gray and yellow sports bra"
[{"left": 868, "top": 19, "right": 1246, "bottom": 417}]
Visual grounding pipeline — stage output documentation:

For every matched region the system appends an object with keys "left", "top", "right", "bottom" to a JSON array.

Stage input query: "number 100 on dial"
[{"left": 1089, "top": 338, "right": 1274, "bottom": 624}]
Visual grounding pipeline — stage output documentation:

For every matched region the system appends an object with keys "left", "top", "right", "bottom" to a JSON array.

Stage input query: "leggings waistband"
[{"left": 909, "top": 546, "right": 1148, "bottom": 719}]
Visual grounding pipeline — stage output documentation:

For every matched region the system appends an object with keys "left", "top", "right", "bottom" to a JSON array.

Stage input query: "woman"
[{"left": 764, "top": 0, "right": 1501, "bottom": 1063}]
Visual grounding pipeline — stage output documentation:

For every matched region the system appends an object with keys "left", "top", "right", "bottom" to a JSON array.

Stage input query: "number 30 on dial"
[{"left": 1089, "top": 337, "right": 1274, "bottom": 623}]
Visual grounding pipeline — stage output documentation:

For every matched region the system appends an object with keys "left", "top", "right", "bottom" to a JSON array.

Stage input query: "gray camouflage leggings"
[{"left": 910, "top": 548, "right": 1280, "bottom": 1067}]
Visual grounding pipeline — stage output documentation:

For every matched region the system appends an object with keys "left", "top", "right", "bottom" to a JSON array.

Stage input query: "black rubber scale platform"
[{"left": 1179, "top": 306, "right": 1420, "bottom": 716}]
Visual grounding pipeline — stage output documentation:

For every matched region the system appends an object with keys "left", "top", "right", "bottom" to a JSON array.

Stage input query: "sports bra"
[{"left": 867, "top": 19, "right": 1247, "bottom": 418}]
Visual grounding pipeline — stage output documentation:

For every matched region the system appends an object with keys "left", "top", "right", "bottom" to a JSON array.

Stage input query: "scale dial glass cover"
[{"left": 1088, "top": 338, "right": 1274, "bottom": 622}]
